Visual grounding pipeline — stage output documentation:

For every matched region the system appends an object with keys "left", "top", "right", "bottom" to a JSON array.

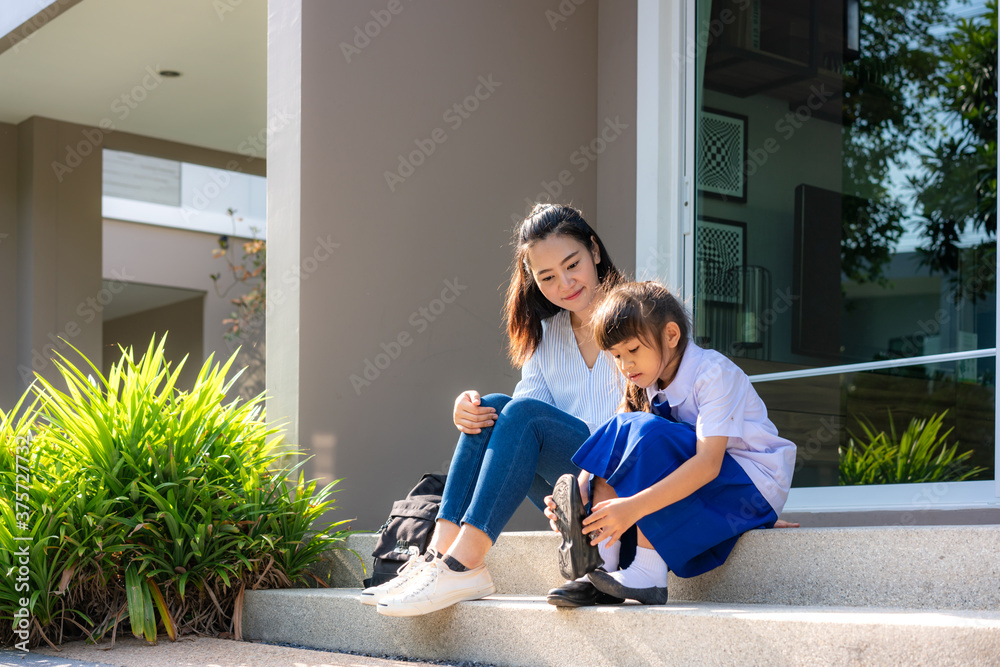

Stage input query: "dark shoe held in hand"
[{"left": 552, "top": 473, "right": 604, "bottom": 580}]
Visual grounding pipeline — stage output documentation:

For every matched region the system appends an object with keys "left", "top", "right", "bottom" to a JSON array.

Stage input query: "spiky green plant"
[
  {"left": 839, "top": 410, "right": 988, "bottom": 485},
  {"left": 1, "top": 334, "right": 354, "bottom": 649}
]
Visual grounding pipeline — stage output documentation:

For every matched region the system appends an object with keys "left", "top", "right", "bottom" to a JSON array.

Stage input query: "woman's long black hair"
[{"left": 503, "top": 203, "right": 622, "bottom": 367}]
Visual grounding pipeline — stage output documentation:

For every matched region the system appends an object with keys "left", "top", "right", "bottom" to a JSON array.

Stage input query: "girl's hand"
[
  {"left": 543, "top": 495, "right": 559, "bottom": 532},
  {"left": 453, "top": 390, "right": 497, "bottom": 434},
  {"left": 582, "top": 497, "right": 643, "bottom": 548},
  {"left": 544, "top": 474, "right": 592, "bottom": 532},
  {"left": 773, "top": 519, "right": 800, "bottom": 528}
]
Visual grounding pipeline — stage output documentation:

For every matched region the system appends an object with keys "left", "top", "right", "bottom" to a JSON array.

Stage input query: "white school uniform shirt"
[
  {"left": 646, "top": 340, "right": 797, "bottom": 515},
  {"left": 512, "top": 309, "right": 624, "bottom": 435}
]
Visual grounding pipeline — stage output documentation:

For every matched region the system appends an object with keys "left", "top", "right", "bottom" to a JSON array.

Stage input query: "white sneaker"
[
  {"left": 360, "top": 552, "right": 433, "bottom": 606},
  {"left": 376, "top": 558, "right": 495, "bottom": 617}
]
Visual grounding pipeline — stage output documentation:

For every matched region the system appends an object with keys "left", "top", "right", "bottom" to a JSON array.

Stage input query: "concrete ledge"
[
  {"left": 243, "top": 589, "right": 1000, "bottom": 667},
  {"left": 675, "top": 524, "right": 1000, "bottom": 611},
  {"left": 312, "top": 525, "right": 1000, "bottom": 610},
  {"left": 781, "top": 507, "right": 1000, "bottom": 527},
  {"left": 311, "top": 530, "right": 563, "bottom": 598}
]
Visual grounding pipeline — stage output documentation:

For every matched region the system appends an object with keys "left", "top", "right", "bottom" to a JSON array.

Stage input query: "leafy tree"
[
  {"left": 840, "top": 0, "right": 951, "bottom": 286},
  {"left": 908, "top": 0, "right": 997, "bottom": 301}
]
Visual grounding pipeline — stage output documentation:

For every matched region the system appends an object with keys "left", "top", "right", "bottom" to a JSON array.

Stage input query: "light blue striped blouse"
[{"left": 511, "top": 309, "right": 624, "bottom": 434}]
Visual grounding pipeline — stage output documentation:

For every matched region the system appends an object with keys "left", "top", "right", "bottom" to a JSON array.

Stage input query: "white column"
[
  {"left": 635, "top": 0, "right": 694, "bottom": 297},
  {"left": 265, "top": 0, "right": 302, "bottom": 448}
]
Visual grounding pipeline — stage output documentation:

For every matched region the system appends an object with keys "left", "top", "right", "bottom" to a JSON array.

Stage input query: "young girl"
[{"left": 549, "top": 280, "right": 796, "bottom": 604}]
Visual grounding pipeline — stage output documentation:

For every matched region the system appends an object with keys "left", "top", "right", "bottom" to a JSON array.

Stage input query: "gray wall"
[
  {"left": 596, "top": 0, "right": 637, "bottom": 275},
  {"left": 269, "top": 0, "right": 638, "bottom": 531},
  {"left": 101, "top": 128, "right": 267, "bottom": 402},
  {"left": 102, "top": 219, "right": 264, "bottom": 400},
  {"left": 16, "top": 116, "right": 103, "bottom": 401},
  {"left": 102, "top": 294, "right": 205, "bottom": 392},
  {"left": 0, "top": 114, "right": 267, "bottom": 412}
]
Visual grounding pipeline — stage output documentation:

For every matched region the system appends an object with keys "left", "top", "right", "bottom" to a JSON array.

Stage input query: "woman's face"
[{"left": 525, "top": 234, "right": 602, "bottom": 314}]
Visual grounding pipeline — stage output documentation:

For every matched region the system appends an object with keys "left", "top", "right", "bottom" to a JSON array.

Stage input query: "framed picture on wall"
[
  {"left": 695, "top": 215, "right": 751, "bottom": 358},
  {"left": 697, "top": 108, "right": 748, "bottom": 203},
  {"left": 695, "top": 216, "right": 746, "bottom": 304}
]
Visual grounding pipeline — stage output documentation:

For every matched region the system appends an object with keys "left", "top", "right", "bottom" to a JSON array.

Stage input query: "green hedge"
[
  {"left": 840, "top": 409, "right": 988, "bottom": 485},
  {"left": 1, "top": 335, "right": 352, "bottom": 648}
]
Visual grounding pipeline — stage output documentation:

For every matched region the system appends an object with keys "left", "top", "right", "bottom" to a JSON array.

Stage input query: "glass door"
[{"left": 690, "top": 0, "right": 998, "bottom": 511}]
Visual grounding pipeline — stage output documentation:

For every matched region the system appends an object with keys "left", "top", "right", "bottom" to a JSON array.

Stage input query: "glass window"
[
  {"left": 693, "top": 0, "right": 997, "bottom": 488},
  {"left": 750, "top": 361, "right": 995, "bottom": 488},
  {"left": 102, "top": 149, "right": 266, "bottom": 237}
]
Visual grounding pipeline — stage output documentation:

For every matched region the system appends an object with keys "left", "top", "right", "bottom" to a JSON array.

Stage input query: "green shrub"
[
  {"left": 839, "top": 409, "right": 988, "bottom": 485},
  {"left": 1, "top": 335, "right": 352, "bottom": 649}
]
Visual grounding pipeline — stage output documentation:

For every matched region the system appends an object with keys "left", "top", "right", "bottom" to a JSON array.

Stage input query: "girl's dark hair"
[
  {"left": 591, "top": 281, "right": 691, "bottom": 413},
  {"left": 503, "top": 203, "right": 622, "bottom": 367}
]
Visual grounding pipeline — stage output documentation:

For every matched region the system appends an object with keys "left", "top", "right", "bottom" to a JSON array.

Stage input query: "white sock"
[
  {"left": 608, "top": 546, "right": 668, "bottom": 589},
  {"left": 598, "top": 539, "right": 620, "bottom": 572},
  {"left": 573, "top": 540, "right": 619, "bottom": 584}
]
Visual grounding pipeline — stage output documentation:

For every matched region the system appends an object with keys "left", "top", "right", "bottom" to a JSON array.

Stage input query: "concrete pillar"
[
  {"left": 268, "top": 0, "right": 611, "bottom": 530},
  {"left": 0, "top": 122, "right": 17, "bottom": 410},
  {"left": 15, "top": 116, "right": 103, "bottom": 398},
  {"left": 597, "top": 0, "right": 637, "bottom": 277}
]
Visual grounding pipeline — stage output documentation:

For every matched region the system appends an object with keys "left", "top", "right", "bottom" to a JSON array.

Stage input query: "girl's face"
[
  {"left": 606, "top": 321, "right": 683, "bottom": 390},
  {"left": 525, "top": 234, "right": 602, "bottom": 314}
]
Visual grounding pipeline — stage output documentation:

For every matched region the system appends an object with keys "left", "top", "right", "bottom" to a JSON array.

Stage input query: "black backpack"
[{"left": 363, "top": 473, "right": 446, "bottom": 588}]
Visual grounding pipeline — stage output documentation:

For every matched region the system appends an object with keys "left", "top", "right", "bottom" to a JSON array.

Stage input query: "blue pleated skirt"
[{"left": 572, "top": 411, "right": 778, "bottom": 578}]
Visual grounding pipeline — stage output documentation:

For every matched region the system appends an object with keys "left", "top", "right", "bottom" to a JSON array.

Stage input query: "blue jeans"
[{"left": 437, "top": 394, "right": 592, "bottom": 543}]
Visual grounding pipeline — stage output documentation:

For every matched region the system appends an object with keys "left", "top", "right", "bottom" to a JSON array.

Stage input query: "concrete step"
[
  {"left": 311, "top": 525, "right": 1000, "bottom": 611},
  {"left": 242, "top": 589, "right": 1000, "bottom": 667}
]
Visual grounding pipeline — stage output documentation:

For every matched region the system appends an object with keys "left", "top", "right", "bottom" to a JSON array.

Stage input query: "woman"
[{"left": 366, "top": 203, "right": 624, "bottom": 616}]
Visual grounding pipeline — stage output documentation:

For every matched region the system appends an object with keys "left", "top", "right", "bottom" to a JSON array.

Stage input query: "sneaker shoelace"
[
  {"left": 400, "top": 559, "right": 442, "bottom": 598},
  {"left": 374, "top": 551, "right": 425, "bottom": 591},
  {"left": 395, "top": 554, "right": 419, "bottom": 576}
]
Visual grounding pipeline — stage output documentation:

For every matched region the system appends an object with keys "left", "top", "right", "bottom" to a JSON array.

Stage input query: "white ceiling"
[{"left": 0, "top": 0, "right": 266, "bottom": 155}]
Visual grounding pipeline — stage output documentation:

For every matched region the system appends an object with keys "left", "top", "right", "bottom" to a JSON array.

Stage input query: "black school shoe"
[
  {"left": 587, "top": 569, "right": 669, "bottom": 605},
  {"left": 546, "top": 579, "right": 625, "bottom": 607},
  {"left": 552, "top": 474, "right": 604, "bottom": 580}
]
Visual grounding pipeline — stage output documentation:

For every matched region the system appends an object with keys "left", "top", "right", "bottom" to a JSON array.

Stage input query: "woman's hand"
[
  {"left": 577, "top": 469, "right": 591, "bottom": 507},
  {"left": 773, "top": 519, "right": 800, "bottom": 528},
  {"left": 582, "top": 496, "right": 642, "bottom": 548},
  {"left": 453, "top": 390, "right": 498, "bottom": 434}
]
